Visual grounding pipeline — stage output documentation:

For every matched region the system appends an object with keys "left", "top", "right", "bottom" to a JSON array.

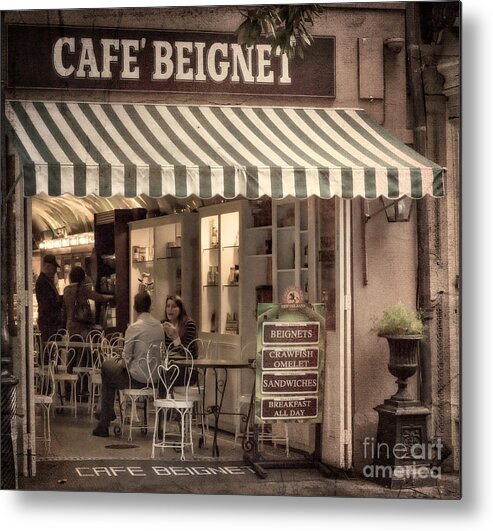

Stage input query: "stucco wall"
[{"left": 351, "top": 198, "right": 419, "bottom": 470}]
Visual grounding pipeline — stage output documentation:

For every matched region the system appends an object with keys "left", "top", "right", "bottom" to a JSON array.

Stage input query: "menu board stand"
[{"left": 242, "top": 289, "right": 335, "bottom": 479}]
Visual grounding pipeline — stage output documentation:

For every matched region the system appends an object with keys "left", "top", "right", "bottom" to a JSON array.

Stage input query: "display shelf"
[
  {"left": 128, "top": 213, "right": 198, "bottom": 325},
  {"left": 271, "top": 197, "right": 317, "bottom": 303},
  {"left": 199, "top": 204, "right": 243, "bottom": 338},
  {"left": 247, "top": 225, "right": 273, "bottom": 231},
  {"left": 277, "top": 225, "right": 295, "bottom": 231}
]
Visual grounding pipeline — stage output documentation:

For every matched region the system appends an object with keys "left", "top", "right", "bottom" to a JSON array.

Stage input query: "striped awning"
[{"left": 5, "top": 100, "right": 444, "bottom": 199}]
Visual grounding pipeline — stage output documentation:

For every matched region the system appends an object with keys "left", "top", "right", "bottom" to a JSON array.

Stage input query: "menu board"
[{"left": 255, "top": 300, "right": 326, "bottom": 424}]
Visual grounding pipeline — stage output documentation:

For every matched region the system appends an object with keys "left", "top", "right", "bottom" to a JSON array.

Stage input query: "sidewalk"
[
  {"left": 16, "top": 413, "right": 460, "bottom": 498},
  {"left": 17, "top": 458, "right": 460, "bottom": 499}
]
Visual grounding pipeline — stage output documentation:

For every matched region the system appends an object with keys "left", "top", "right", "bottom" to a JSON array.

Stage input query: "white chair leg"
[
  {"left": 128, "top": 398, "right": 136, "bottom": 441},
  {"left": 87, "top": 375, "right": 93, "bottom": 413},
  {"left": 188, "top": 407, "right": 194, "bottom": 456},
  {"left": 73, "top": 384, "right": 78, "bottom": 418},
  {"left": 162, "top": 409, "right": 168, "bottom": 450},
  {"left": 151, "top": 409, "right": 159, "bottom": 458},
  {"left": 180, "top": 410, "right": 186, "bottom": 461},
  {"left": 89, "top": 385, "right": 96, "bottom": 420}
]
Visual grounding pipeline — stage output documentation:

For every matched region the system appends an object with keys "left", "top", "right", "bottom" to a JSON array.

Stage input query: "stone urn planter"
[
  {"left": 380, "top": 334, "right": 423, "bottom": 402},
  {"left": 371, "top": 305, "right": 433, "bottom": 488},
  {"left": 372, "top": 303, "right": 425, "bottom": 403}
]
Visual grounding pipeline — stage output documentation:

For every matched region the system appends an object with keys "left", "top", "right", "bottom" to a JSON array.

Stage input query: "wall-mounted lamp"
[
  {"left": 365, "top": 196, "right": 414, "bottom": 224},
  {"left": 384, "top": 37, "right": 405, "bottom": 54},
  {"left": 380, "top": 196, "right": 414, "bottom": 222}
]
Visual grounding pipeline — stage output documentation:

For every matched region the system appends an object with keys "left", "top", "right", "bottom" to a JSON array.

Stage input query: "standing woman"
[
  {"left": 162, "top": 295, "right": 198, "bottom": 384},
  {"left": 62, "top": 266, "right": 113, "bottom": 400},
  {"left": 63, "top": 266, "right": 113, "bottom": 339}
]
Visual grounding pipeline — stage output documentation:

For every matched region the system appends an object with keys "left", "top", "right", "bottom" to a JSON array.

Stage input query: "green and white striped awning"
[{"left": 5, "top": 100, "right": 444, "bottom": 199}]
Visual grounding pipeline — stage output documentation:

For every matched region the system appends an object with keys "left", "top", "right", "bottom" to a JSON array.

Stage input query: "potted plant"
[{"left": 371, "top": 303, "right": 424, "bottom": 402}]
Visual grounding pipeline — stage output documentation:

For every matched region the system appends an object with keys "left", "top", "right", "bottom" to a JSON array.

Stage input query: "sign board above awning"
[
  {"left": 5, "top": 100, "right": 445, "bottom": 200},
  {"left": 7, "top": 25, "right": 335, "bottom": 98}
]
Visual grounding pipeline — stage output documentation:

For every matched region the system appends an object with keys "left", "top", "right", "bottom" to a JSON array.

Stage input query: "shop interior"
[{"left": 30, "top": 192, "right": 338, "bottom": 463}]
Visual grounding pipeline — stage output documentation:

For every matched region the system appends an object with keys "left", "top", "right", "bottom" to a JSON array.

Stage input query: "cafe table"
[{"left": 173, "top": 357, "right": 254, "bottom": 457}]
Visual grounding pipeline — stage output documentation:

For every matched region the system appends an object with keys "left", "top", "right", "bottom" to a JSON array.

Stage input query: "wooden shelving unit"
[{"left": 94, "top": 208, "right": 147, "bottom": 333}]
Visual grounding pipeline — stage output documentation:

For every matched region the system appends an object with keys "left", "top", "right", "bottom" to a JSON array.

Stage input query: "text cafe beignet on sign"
[{"left": 7, "top": 24, "right": 335, "bottom": 96}]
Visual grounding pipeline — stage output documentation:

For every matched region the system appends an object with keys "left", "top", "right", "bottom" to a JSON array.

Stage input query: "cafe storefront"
[{"left": 2, "top": 4, "right": 458, "bottom": 481}]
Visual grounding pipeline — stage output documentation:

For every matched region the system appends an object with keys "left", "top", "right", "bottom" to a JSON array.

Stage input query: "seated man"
[{"left": 92, "top": 291, "right": 164, "bottom": 437}]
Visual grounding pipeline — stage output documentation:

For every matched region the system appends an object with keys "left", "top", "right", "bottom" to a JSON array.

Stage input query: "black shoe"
[
  {"left": 92, "top": 425, "right": 109, "bottom": 437},
  {"left": 94, "top": 412, "right": 116, "bottom": 422}
]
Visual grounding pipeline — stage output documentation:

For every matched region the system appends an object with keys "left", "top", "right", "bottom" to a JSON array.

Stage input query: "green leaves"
[
  {"left": 371, "top": 303, "right": 425, "bottom": 337},
  {"left": 236, "top": 4, "right": 324, "bottom": 59}
]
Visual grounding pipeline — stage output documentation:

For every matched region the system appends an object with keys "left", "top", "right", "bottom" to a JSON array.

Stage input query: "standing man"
[
  {"left": 35, "top": 253, "right": 65, "bottom": 343},
  {"left": 92, "top": 291, "right": 164, "bottom": 437}
]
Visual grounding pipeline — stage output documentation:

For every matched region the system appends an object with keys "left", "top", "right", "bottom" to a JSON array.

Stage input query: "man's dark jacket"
[{"left": 35, "top": 272, "right": 64, "bottom": 341}]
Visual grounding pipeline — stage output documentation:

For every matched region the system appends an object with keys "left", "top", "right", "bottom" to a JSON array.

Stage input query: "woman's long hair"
[{"left": 164, "top": 295, "right": 190, "bottom": 337}]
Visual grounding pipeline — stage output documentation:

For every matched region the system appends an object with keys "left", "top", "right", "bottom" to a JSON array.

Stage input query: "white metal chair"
[
  {"left": 51, "top": 332, "right": 79, "bottom": 417},
  {"left": 118, "top": 339, "right": 160, "bottom": 441},
  {"left": 35, "top": 329, "right": 67, "bottom": 388},
  {"left": 34, "top": 351, "right": 56, "bottom": 453},
  {"left": 90, "top": 333, "right": 125, "bottom": 418},
  {"left": 172, "top": 337, "right": 210, "bottom": 439},
  {"left": 86, "top": 330, "right": 108, "bottom": 419},
  {"left": 70, "top": 333, "right": 93, "bottom": 404},
  {"left": 108, "top": 333, "right": 125, "bottom": 354},
  {"left": 34, "top": 336, "right": 51, "bottom": 395},
  {"left": 259, "top": 423, "right": 290, "bottom": 456},
  {"left": 150, "top": 343, "right": 195, "bottom": 460}
]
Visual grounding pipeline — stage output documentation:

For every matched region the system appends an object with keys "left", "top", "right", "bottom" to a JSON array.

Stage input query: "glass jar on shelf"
[{"left": 211, "top": 224, "right": 218, "bottom": 248}]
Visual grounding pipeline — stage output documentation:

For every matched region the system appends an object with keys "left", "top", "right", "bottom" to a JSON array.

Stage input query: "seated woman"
[{"left": 161, "top": 295, "right": 198, "bottom": 385}]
